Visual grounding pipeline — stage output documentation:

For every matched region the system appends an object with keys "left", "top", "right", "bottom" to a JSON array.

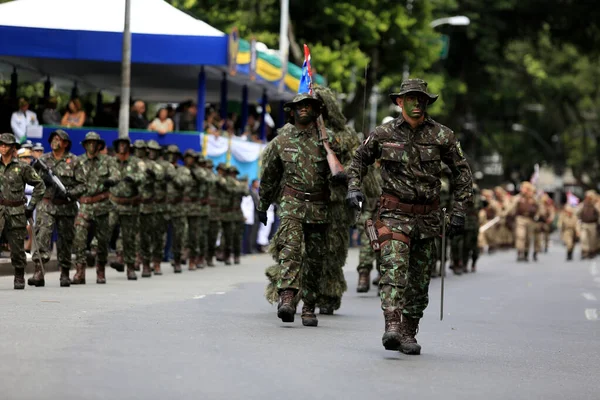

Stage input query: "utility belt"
[
  {"left": 283, "top": 185, "right": 329, "bottom": 202},
  {"left": 43, "top": 197, "right": 75, "bottom": 206},
  {"left": 141, "top": 198, "right": 154, "bottom": 205},
  {"left": 364, "top": 219, "right": 411, "bottom": 252},
  {"left": 379, "top": 192, "right": 439, "bottom": 215},
  {"left": 168, "top": 197, "right": 183, "bottom": 205},
  {"left": 79, "top": 192, "right": 110, "bottom": 205},
  {"left": 154, "top": 197, "right": 166, "bottom": 205},
  {"left": 0, "top": 198, "right": 25, "bottom": 207},
  {"left": 110, "top": 195, "right": 141, "bottom": 206},
  {"left": 200, "top": 197, "right": 210, "bottom": 205}
]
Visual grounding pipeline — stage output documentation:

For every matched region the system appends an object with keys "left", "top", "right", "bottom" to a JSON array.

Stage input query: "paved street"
[{"left": 1, "top": 241, "right": 599, "bottom": 400}]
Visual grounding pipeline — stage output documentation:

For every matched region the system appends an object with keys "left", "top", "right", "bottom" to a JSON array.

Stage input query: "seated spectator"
[
  {"left": 204, "top": 107, "right": 220, "bottom": 136},
  {"left": 179, "top": 102, "right": 197, "bottom": 131},
  {"left": 129, "top": 100, "right": 149, "bottom": 129},
  {"left": 60, "top": 98, "right": 86, "bottom": 128},
  {"left": 42, "top": 97, "right": 61, "bottom": 125},
  {"left": 11, "top": 97, "right": 39, "bottom": 143},
  {"left": 148, "top": 107, "right": 174, "bottom": 135}
]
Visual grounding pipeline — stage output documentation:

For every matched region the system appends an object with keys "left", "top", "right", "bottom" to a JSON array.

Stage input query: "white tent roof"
[{"left": 0, "top": 0, "right": 224, "bottom": 36}]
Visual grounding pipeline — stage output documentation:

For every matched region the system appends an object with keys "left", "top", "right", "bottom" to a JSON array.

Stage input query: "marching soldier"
[
  {"left": 494, "top": 186, "right": 514, "bottom": 248},
  {"left": 347, "top": 79, "right": 473, "bottom": 354},
  {"left": 204, "top": 159, "right": 220, "bottom": 267},
  {"left": 183, "top": 149, "right": 204, "bottom": 271},
  {"left": 216, "top": 163, "right": 233, "bottom": 265},
  {"left": 154, "top": 144, "right": 177, "bottom": 274},
  {"left": 505, "top": 182, "right": 540, "bottom": 262},
  {"left": 576, "top": 190, "right": 600, "bottom": 259},
  {"left": 146, "top": 140, "right": 167, "bottom": 274},
  {"left": 451, "top": 182, "right": 481, "bottom": 273},
  {"left": 0, "top": 133, "right": 45, "bottom": 290},
  {"left": 558, "top": 205, "right": 578, "bottom": 260},
  {"left": 30, "top": 129, "right": 83, "bottom": 287},
  {"left": 537, "top": 193, "right": 556, "bottom": 253},
  {"left": 228, "top": 166, "right": 248, "bottom": 265}
]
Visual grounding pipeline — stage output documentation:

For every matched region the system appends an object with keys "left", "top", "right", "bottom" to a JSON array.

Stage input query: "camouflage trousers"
[
  {"left": 232, "top": 221, "right": 244, "bottom": 258},
  {"left": 220, "top": 220, "right": 234, "bottom": 258},
  {"left": 169, "top": 215, "right": 188, "bottom": 262},
  {"left": 73, "top": 212, "right": 110, "bottom": 266},
  {"left": 154, "top": 212, "right": 168, "bottom": 261},
  {"left": 139, "top": 213, "right": 162, "bottom": 264},
  {"left": 198, "top": 216, "right": 209, "bottom": 258},
  {"left": 187, "top": 216, "right": 201, "bottom": 259},
  {"left": 450, "top": 229, "right": 479, "bottom": 267},
  {"left": 109, "top": 211, "right": 139, "bottom": 265},
  {"left": 34, "top": 209, "right": 75, "bottom": 267},
  {"left": 273, "top": 217, "right": 327, "bottom": 305},
  {"left": 379, "top": 219, "right": 435, "bottom": 319},
  {"left": 0, "top": 213, "right": 27, "bottom": 270},
  {"left": 206, "top": 220, "right": 220, "bottom": 259}
]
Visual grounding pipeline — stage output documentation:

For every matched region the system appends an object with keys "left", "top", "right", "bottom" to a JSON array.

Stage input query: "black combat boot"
[
  {"left": 14, "top": 268, "right": 25, "bottom": 290},
  {"left": 86, "top": 247, "right": 97, "bottom": 269},
  {"left": 59, "top": 267, "right": 71, "bottom": 287},
  {"left": 301, "top": 303, "right": 318, "bottom": 327},
  {"left": 356, "top": 268, "right": 370, "bottom": 293},
  {"left": 567, "top": 250, "right": 573, "bottom": 261},
  {"left": 96, "top": 264, "right": 106, "bottom": 284},
  {"left": 71, "top": 263, "right": 86, "bottom": 285},
  {"left": 197, "top": 256, "right": 206, "bottom": 269},
  {"left": 277, "top": 289, "right": 297, "bottom": 323},
  {"left": 206, "top": 256, "right": 215, "bottom": 267},
  {"left": 110, "top": 252, "right": 125, "bottom": 272},
  {"left": 173, "top": 259, "right": 182, "bottom": 273},
  {"left": 400, "top": 316, "right": 422, "bottom": 355},
  {"left": 223, "top": 250, "right": 232, "bottom": 266},
  {"left": 27, "top": 261, "right": 45, "bottom": 287},
  {"left": 234, "top": 255, "right": 241, "bottom": 265},
  {"left": 126, "top": 264, "right": 138, "bottom": 280},
  {"left": 523, "top": 251, "right": 529, "bottom": 262},
  {"left": 533, "top": 252, "right": 538, "bottom": 262},
  {"left": 471, "top": 257, "right": 478, "bottom": 273},
  {"left": 142, "top": 262, "right": 152, "bottom": 277},
  {"left": 382, "top": 310, "right": 402, "bottom": 351}
]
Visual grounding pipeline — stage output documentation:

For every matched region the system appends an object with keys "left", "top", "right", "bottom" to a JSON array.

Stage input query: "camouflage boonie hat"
[
  {"left": 146, "top": 140, "right": 161, "bottom": 151},
  {"left": 132, "top": 139, "right": 147, "bottom": 149},
  {"left": 22, "top": 140, "right": 33, "bottom": 149},
  {"left": 239, "top": 175, "right": 249, "bottom": 181},
  {"left": 33, "top": 142, "right": 44, "bottom": 151},
  {"left": 204, "top": 159, "right": 214, "bottom": 168},
  {"left": 81, "top": 131, "right": 106, "bottom": 150},
  {"left": 48, "top": 129, "right": 72, "bottom": 152},
  {"left": 0, "top": 133, "right": 20, "bottom": 148},
  {"left": 197, "top": 153, "right": 206, "bottom": 163},
  {"left": 228, "top": 165, "right": 239, "bottom": 174},
  {"left": 216, "top": 162, "right": 228, "bottom": 171},
  {"left": 112, "top": 137, "right": 132, "bottom": 150},
  {"left": 166, "top": 144, "right": 181, "bottom": 155},
  {"left": 389, "top": 78, "right": 438, "bottom": 105},
  {"left": 283, "top": 93, "right": 323, "bottom": 114},
  {"left": 183, "top": 149, "right": 197, "bottom": 159}
]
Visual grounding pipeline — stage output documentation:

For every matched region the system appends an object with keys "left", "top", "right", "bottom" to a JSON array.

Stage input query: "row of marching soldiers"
[{"left": 0, "top": 129, "right": 248, "bottom": 290}]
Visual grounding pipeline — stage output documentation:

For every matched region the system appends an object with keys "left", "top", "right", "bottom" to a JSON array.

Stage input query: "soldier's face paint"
[
  {"left": 148, "top": 149, "right": 158, "bottom": 160},
  {"left": 134, "top": 148, "right": 146, "bottom": 158},
  {"left": 294, "top": 102, "right": 315, "bottom": 125},
  {"left": 117, "top": 142, "right": 129, "bottom": 154},
  {"left": 84, "top": 141, "right": 100, "bottom": 157},
  {"left": 184, "top": 156, "right": 194, "bottom": 167},
  {"left": 167, "top": 153, "right": 178, "bottom": 163},
  {"left": 402, "top": 94, "right": 428, "bottom": 119},
  {"left": 51, "top": 136, "right": 62, "bottom": 150}
]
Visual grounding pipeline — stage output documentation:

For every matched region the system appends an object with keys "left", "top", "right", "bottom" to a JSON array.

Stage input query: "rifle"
[
  {"left": 33, "top": 158, "right": 69, "bottom": 199},
  {"left": 304, "top": 44, "right": 345, "bottom": 177}
]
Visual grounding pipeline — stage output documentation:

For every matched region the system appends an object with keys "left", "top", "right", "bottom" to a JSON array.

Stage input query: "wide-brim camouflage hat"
[
  {"left": 112, "top": 137, "right": 132, "bottom": 150},
  {"left": 183, "top": 149, "right": 197, "bottom": 159},
  {"left": 216, "top": 162, "right": 228, "bottom": 171},
  {"left": 81, "top": 131, "right": 106, "bottom": 151},
  {"left": 283, "top": 93, "right": 323, "bottom": 114},
  {"left": 204, "top": 159, "right": 214, "bottom": 168},
  {"left": 166, "top": 144, "right": 181, "bottom": 155},
  {"left": 389, "top": 78, "right": 438, "bottom": 105},
  {"left": 132, "top": 139, "right": 147, "bottom": 149},
  {"left": 0, "top": 133, "right": 21, "bottom": 149},
  {"left": 48, "top": 129, "right": 72, "bottom": 152},
  {"left": 228, "top": 165, "right": 239, "bottom": 174},
  {"left": 146, "top": 140, "right": 161, "bottom": 151}
]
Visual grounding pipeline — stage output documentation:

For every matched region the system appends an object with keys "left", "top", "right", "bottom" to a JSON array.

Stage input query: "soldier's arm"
[
  {"left": 69, "top": 158, "right": 88, "bottom": 198},
  {"left": 153, "top": 162, "right": 165, "bottom": 181},
  {"left": 23, "top": 165, "right": 45, "bottom": 207},
  {"left": 440, "top": 129, "right": 473, "bottom": 218},
  {"left": 131, "top": 159, "right": 146, "bottom": 186},
  {"left": 258, "top": 141, "right": 283, "bottom": 211},
  {"left": 347, "top": 130, "right": 381, "bottom": 191}
]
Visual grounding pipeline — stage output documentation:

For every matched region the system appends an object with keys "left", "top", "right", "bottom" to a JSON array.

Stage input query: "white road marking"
[
  {"left": 590, "top": 262, "right": 599, "bottom": 276},
  {"left": 584, "top": 309, "right": 598, "bottom": 321},
  {"left": 581, "top": 292, "right": 597, "bottom": 301},
  {"left": 215, "top": 292, "right": 226, "bottom": 295},
  {"left": 192, "top": 295, "right": 206, "bottom": 299}
]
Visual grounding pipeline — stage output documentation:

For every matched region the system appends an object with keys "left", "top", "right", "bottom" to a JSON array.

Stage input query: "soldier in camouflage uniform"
[
  {"left": 450, "top": 182, "right": 481, "bottom": 273},
  {"left": 0, "top": 133, "right": 45, "bottom": 289},
  {"left": 435, "top": 167, "right": 453, "bottom": 276},
  {"left": 228, "top": 165, "right": 248, "bottom": 264},
  {"left": 203, "top": 159, "right": 219, "bottom": 267},
  {"left": 196, "top": 155, "right": 211, "bottom": 268},
  {"left": 30, "top": 129, "right": 83, "bottom": 287},
  {"left": 165, "top": 145, "right": 192, "bottom": 272},
  {"left": 347, "top": 79, "right": 473, "bottom": 354},
  {"left": 356, "top": 163, "right": 383, "bottom": 293},
  {"left": 258, "top": 93, "right": 346, "bottom": 327},
  {"left": 183, "top": 149, "right": 204, "bottom": 271},
  {"left": 134, "top": 140, "right": 165, "bottom": 277},
  {"left": 71, "top": 132, "right": 120, "bottom": 284},
  {"left": 216, "top": 163, "right": 234, "bottom": 265},
  {"left": 153, "top": 143, "right": 175, "bottom": 274}
]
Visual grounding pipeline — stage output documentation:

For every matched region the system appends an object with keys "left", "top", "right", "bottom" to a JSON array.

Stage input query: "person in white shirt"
[
  {"left": 11, "top": 98, "right": 39, "bottom": 144},
  {"left": 241, "top": 189, "right": 255, "bottom": 254}
]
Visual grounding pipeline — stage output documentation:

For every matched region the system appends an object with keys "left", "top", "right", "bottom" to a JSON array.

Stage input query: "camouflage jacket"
[
  {"left": 258, "top": 123, "right": 342, "bottom": 224},
  {"left": 38, "top": 151, "right": 83, "bottom": 217},
  {"left": 465, "top": 188, "right": 481, "bottom": 230},
  {"left": 193, "top": 167, "right": 210, "bottom": 217},
  {"left": 216, "top": 175, "right": 233, "bottom": 221},
  {"left": 169, "top": 164, "right": 192, "bottom": 218},
  {"left": 185, "top": 165, "right": 205, "bottom": 217},
  {"left": 139, "top": 158, "right": 165, "bottom": 215},
  {"left": 231, "top": 178, "right": 249, "bottom": 222},
  {"left": 361, "top": 165, "right": 382, "bottom": 213},
  {"left": 347, "top": 116, "right": 473, "bottom": 239},
  {"left": 155, "top": 159, "right": 174, "bottom": 214},
  {"left": 205, "top": 170, "right": 220, "bottom": 221},
  {"left": 74, "top": 153, "right": 120, "bottom": 217},
  {"left": 0, "top": 157, "right": 45, "bottom": 217},
  {"left": 110, "top": 155, "right": 145, "bottom": 215}
]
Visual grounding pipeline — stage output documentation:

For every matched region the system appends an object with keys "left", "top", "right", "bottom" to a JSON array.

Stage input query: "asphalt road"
[{"left": 1, "top": 241, "right": 599, "bottom": 400}]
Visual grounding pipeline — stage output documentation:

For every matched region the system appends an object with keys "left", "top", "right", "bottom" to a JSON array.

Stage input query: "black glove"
[
  {"left": 103, "top": 178, "right": 118, "bottom": 188},
  {"left": 55, "top": 188, "right": 71, "bottom": 201},
  {"left": 447, "top": 214, "right": 465, "bottom": 237},
  {"left": 123, "top": 176, "right": 135, "bottom": 184},
  {"left": 257, "top": 210, "right": 268, "bottom": 226},
  {"left": 346, "top": 190, "right": 365, "bottom": 210},
  {"left": 331, "top": 172, "right": 349, "bottom": 185},
  {"left": 25, "top": 204, "right": 35, "bottom": 219},
  {"left": 146, "top": 169, "right": 156, "bottom": 179}
]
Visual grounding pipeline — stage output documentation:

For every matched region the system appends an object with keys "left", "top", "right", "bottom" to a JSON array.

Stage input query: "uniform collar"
[
  {"left": 395, "top": 114, "right": 434, "bottom": 129},
  {"left": 294, "top": 123, "right": 317, "bottom": 137}
]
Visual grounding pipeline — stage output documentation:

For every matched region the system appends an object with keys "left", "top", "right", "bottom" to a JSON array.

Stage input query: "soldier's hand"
[
  {"left": 103, "top": 178, "right": 118, "bottom": 188},
  {"left": 346, "top": 190, "right": 365, "bottom": 210},
  {"left": 331, "top": 172, "right": 348, "bottom": 185},
  {"left": 25, "top": 204, "right": 35, "bottom": 219},
  {"left": 447, "top": 214, "right": 465, "bottom": 237},
  {"left": 257, "top": 210, "right": 268, "bottom": 226}
]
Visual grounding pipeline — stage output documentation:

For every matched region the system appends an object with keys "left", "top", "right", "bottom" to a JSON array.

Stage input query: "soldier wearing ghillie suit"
[
  {"left": 133, "top": 140, "right": 165, "bottom": 277},
  {"left": 71, "top": 132, "right": 120, "bottom": 284},
  {"left": 558, "top": 205, "right": 578, "bottom": 261},
  {"left": 203, "top": 159, "right": 220, "bottom": 267},
  {"left": 450, "top": 182, "right": 481, "bottom": 273},
  {"left": 505, "top": 181, "right": 540, "bottom": 262},
  {"left": 356, "top": 162, "right": 383, "bottom": 293},
  {"left": 30, "top": 129, "right": 83, "bottom": 287},
  {"left": 347, "top": 79, "right": 473, "bottom": 355},
  {"left": 0, "top": 133, "right": 45, "bottom": 290},
  {"left": 258, "top": 93, "right": 346, "bottom": 327},
  {"left": 576, "top": 190, "right": 600, "bottom": 259},
  {"left": 228, "top": 166, "right": 248, "bottom": 265}
]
